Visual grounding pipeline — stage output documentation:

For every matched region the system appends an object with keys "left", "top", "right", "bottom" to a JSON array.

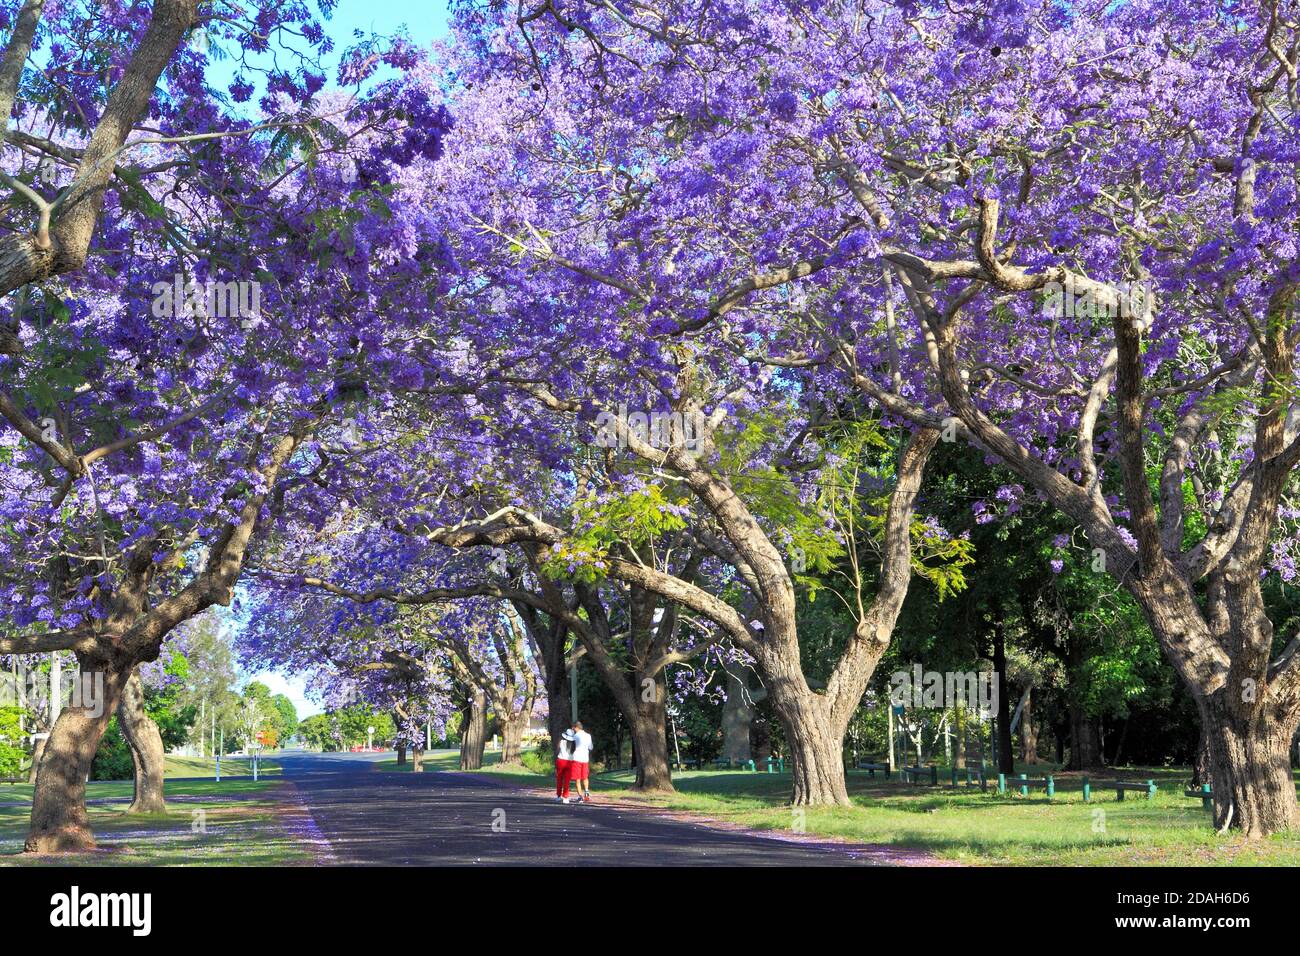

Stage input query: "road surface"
[{"left": 278, "top": 751, "right": 906, "bottom": 866}]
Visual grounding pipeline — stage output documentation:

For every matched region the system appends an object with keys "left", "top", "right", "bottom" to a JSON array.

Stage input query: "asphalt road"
[{"left": 278, "top": 751, "right": 894, "bottom": 866}]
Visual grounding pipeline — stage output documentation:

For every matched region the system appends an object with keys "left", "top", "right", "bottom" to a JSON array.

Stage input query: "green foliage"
[
  {"left": 269, "top": 695, "right": 299, "bottom": 746},
  {"left": 907, "top": 518, "right": 976, "bottom": 601},
  {"left": 0, "top": 706, "right": 30, "bottom": 780},
  {"left": 520, "top": 748, "right": 552, "bottom": 774},
  {"left": 298, "top": 713, "right": 336, "bottom": 751},
  {"left": 90, "top": 717, "right": 133, "bottom": 782},
  {"left": 299, "top": 706, "right": 395, "bottom": 751},
  {"left": 542, "top": 484, "right": 688, "bottom": 583},
  {"left": 91, "top": 671, "right": 198, "bottom": 781}
]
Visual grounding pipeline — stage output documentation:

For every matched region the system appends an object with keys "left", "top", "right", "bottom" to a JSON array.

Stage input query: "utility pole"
[{"left": 887, "top": 703, "right": 896, "bottom": 771}]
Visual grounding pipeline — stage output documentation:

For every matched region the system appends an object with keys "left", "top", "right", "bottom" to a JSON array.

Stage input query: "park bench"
[
  {"left": 1080, "top": 777, "right": 1157, "bottom": 802},
  {"left": 949, "top": 766, "right": 988, "bottom": 790},
  {"left": 901, "top": 765, "right": 939, "bottom": 785},
  {"left": 997, "top": 773, "right": 1055, "bottom": 798},
  {"left": 1184, "top": 782, "right": 1212, "bottom": 810},
  {"left": 762, "top": 756, "right": 785, "bottom": 773},
  {"left": 854, "top": 758, "right": 891, "bottom": 778},
  {"left": 675, "top": 758, "right": 701, "bottom": 771}
]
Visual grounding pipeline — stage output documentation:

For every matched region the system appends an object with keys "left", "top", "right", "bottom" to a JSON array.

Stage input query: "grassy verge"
[
  {"left": 447, "top": 757, "right": 1300, "bottom": 866},
  {"left": 162, "top": 754, "right": 282, "bottom": 778},
  {"left": 371, "top": 748, "right": 461, "bottom": 772},
  {"left": 0, "top": 776, "right": 316, "bottom": 866}
]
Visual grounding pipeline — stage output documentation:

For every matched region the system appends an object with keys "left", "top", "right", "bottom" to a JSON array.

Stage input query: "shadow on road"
[{"left": 278, "top": 751, "right": 892, "bottom": 866}]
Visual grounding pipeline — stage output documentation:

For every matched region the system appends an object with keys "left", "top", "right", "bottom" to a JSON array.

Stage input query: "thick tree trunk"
[
  {"left": 628, "top": 691, "right": 673, "bottom": 792},
  {"left": 1067, "top": 704, "right": 1102, "bottom": 770},
  {"left": 396, "top": 744, "right": 407, "bottom": 767},
  {"left": 118, "top": 670, "right": 167, "bottom": 814},
  {"left": 544, "top": 657, "right": 571, "bottom": 754},
  {"left": 766, "top": 675, "right": 850, "bottom": 806},
  {"left": 721, "top": 660, "right": 755, "bottom": 763},
  {"left": 1204, "top": 699, "right": 1298, "bottom": 837},
  {"left": 459, "top": 689, "right": 487, "bottom": 771},
  {"left": 411, "top": 747, "right": 424, "bottom": 772},
  {"left": 1191, "top": 726, "right": 1211, "bottom": 787},
  {"left": 26, "top": 658, "right": 131, "bottom": 853},
  {"left": 498, "top": 709, "right": 528, "bottom": 766}
]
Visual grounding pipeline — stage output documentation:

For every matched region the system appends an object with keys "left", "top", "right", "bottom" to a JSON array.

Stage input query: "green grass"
[
  {"left": 0, "top": 777, "right": 315, "bottom": 866},
  {"left": 162, "top": 754, "right": 281, "bottom": 778},
  {"left": 450, "top": 758, "right": 1300, "bottom": 866},
  {"left": 0, "top": 754, "right": 282, "bottom": 788}
]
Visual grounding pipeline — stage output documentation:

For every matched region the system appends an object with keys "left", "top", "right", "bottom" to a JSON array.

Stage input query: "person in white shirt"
[
  {"left": 555, "top": 728, "right": 576, "bottom": 803},
  {"left": 568, "top": 720, "right": 594, "bottom": 803}
]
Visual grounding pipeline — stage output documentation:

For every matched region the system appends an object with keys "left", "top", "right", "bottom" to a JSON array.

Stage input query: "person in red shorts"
[
  {"left": 555, "top": 727, "right": 576, "bottom": 802},
  {"left": 568, "top": 720, "right": 594, "bottom": 803}
]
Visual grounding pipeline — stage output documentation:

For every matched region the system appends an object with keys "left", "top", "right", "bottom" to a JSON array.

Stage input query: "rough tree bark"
[
  {"left": 722, "top": 659, "right": 757, "bottom": 763},
  {"left": 767, "top": 671, "right": 851, "bottom": 806},
  {"left": 628, "top": 674, "right": 673, "bottom": 791},
  {"left": 25, "top": 654, "right": 132, "bottom": 852},
  {"left": 459, "top": 689, "right": 487, "bottom": 771},
  {"left": 499, "top": 710, "right": 528, "bottom": 765},
  {"left": 1191, "top": 727, "right": 1211, "bottom": 788},
  {"left": 1067, "top": 706, "right": 1102, "bottom": 771},
  {"left": 117, "top": 669, "right": 167, "bottom": 814}
]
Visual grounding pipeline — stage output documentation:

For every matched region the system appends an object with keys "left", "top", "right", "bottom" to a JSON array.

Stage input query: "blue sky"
[
  {"left": 203, "top": 1, "right": 451, "bottom": 102},
  {"left": 317, "top": 0, "right": 451, "bottom": 56}
]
